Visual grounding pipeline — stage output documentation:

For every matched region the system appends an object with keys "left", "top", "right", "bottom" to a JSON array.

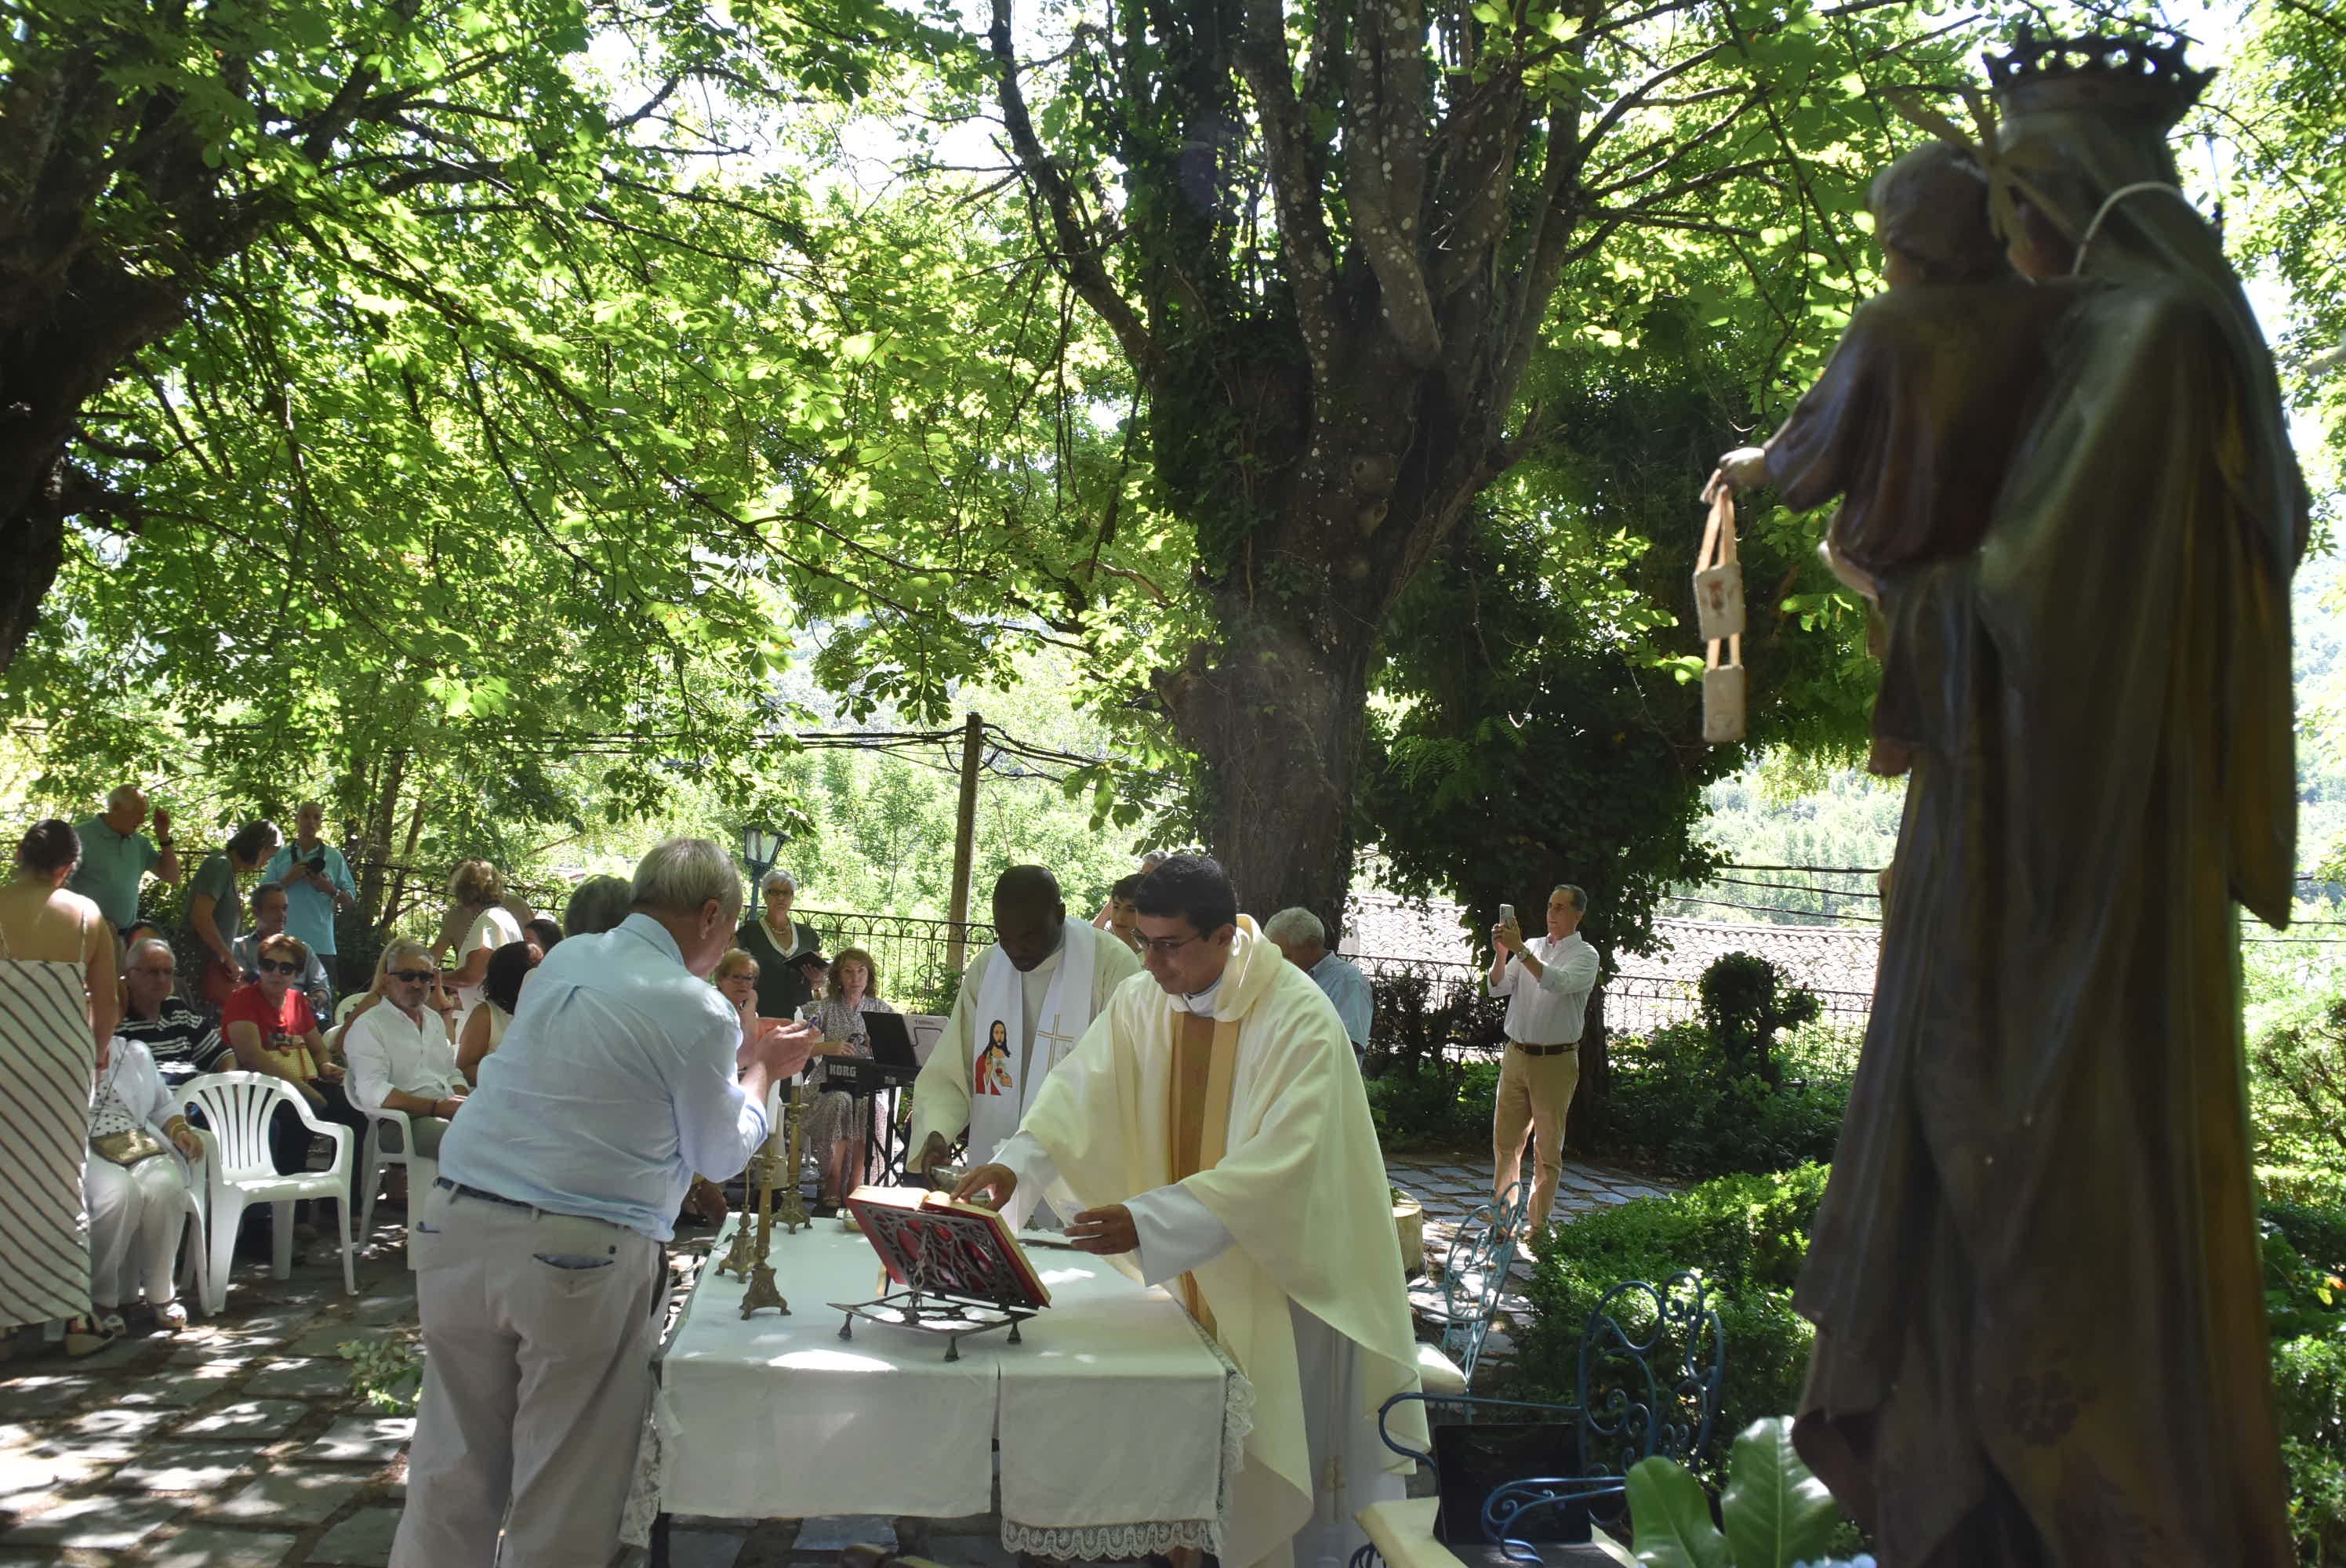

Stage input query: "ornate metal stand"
[
  {"left": 830, "top": 1245, "right": 1034, "bottom": 1362},
  {"left": 739, "top": 1140, "right": 789, "bottom": 1319}
]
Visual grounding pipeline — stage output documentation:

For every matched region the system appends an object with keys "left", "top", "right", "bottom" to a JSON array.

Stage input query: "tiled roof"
[{"left": 1340, "top": 891, "right": 1879, "bottom": 1000}]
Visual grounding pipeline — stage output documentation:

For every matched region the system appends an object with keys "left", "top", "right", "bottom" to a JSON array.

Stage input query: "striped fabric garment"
[{"left": 0, "top": 956, "right": 96, "bottom": 1327}]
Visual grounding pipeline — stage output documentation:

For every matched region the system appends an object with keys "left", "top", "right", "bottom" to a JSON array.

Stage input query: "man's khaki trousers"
[
  {"left": 1492, "top": 1043, "right": 1581, "bottom": 1233},
  {"left": 389, "top": 1184, "right": 663, "bottom": 1568}
]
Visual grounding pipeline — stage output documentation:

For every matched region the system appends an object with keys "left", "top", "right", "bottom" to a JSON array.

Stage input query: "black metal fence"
[
  {"left": 794, "top": 908, "right": 983, "bottom": 1018},
  {"left": 785, "top": 909, "right": 1875, "bottom": 1062}
]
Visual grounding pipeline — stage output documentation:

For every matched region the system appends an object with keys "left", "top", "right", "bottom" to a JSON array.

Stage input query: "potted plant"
[
  {"left": 1392, "top": 1183, "right": 1425, "bottom": 1276},
  {"left": 1580, "top": 1415, "right": 1868, "bottom": 1568}
]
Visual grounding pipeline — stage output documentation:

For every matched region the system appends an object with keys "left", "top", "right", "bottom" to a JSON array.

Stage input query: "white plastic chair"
[
  {"left": 181, "top": 1072, "right": 356, "bottom": 1313},
  {"left": 357, "top": 1106, "right": 438, "bottom": 1269}
]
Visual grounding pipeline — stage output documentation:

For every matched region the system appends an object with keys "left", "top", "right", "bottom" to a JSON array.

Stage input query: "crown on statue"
[{"left": 1983, "top": 26, "right": 2213, "bottom": 127}]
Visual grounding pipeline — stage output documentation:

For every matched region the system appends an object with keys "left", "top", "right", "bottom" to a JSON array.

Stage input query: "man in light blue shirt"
[
  {"left": 1264, "top": 906, "right": 1376, "bottom": 1058},
  {"left": 394, "top": 838, "right": 819, "bottom": 1568},
  {"left": 260, "top": 800, "right": 356, "bottom": 984}
]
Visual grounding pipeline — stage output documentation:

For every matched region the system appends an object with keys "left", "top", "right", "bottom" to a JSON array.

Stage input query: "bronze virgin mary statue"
[{"left": 1722, "top": 31, "right": 2308, "bottom": 1567}]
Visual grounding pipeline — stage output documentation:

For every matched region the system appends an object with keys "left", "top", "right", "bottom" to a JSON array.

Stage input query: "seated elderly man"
[
  {"left": 234, "top": 884, "right": 332, "bottom": 1017},
  {"left": 115, "top": 938, "right": 227, "bottom": 1088},
  {"left": 1263, "top": 906, "right": 1375, "bottom": 1060},
  {"left": 343, "top": 938, "right": 469, "bottom": 1160},
  {"left": 86, "top": 1035, "right": 206, "bottom": 1332},
  {"left": 393, "top": 838, "right": 821, "bottom": 1568}
]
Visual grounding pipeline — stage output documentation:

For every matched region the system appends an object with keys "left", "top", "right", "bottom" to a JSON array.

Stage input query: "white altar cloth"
[{"left": 648, "top": 1218, "right": 1252, "bottom": 1557}]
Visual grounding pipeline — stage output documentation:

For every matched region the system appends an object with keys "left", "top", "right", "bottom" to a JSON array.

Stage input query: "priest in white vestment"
[
  {"left": 909, "top": 865, "right": 1142, "bottom": 1178},
  {"left": 955, "top": 855, "right": 1426, "bottom": 1568}
]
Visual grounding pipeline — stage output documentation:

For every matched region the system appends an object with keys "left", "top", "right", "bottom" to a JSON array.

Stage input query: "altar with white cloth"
[{"left": 635, "top": 1216, "right": 1255, "bottom": 1559}]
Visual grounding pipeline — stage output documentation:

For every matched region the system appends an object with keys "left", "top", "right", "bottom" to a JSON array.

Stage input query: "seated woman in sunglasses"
[{"left": 222, "top": 931, "right": 370, "bottom": 1194}]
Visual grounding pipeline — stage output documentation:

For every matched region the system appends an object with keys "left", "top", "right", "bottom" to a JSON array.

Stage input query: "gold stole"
[{"left": 1167, "top": 1009, "right": 1241, "bottom": 1334}]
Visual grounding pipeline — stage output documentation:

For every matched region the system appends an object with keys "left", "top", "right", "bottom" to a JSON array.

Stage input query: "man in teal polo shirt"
[
  {"left": 262, "top": 800, "right": 357, "bottom": 983},
  {"left": 68, "top": 783, "right": 182, "bottom": 933}
]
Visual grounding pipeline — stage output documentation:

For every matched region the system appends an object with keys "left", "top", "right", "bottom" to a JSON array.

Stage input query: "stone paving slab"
[
  {"left": 297, "top": 1414, "right": 415, "bottom": 1465},
  {"left": 146, "top": 1524, "right": 305, "bottom": 1567},
  {"left": 175, "top": 1399, "right": 309, "bottom": 1441},
  {"left": 122, "top": 1363, "right": 249, "bottom": 1408},
  {"left": 309, "top": 1504, "right": 401, "bottom": 1565},
  {"left": 110, "top": 1441, "right": 265, "bottom": 1494},
  {"left": 288, "top": 1323, "right": 397, "bottom": 1359},
  {"left": 0, "top": 1374, "right": 95, "bottom": 1418},
  {"left": 244, "top": 1357, "right": 353, "bottom": 1399},
  {"left": 210, "top": 1469, "right": 372, "bottom": 1526},
  {"left": 792, "top": 1514, "right": 897, "bottom": 1553},
  {"left": 2, "top": 1493, "right": 184, "bottom": 1549}
]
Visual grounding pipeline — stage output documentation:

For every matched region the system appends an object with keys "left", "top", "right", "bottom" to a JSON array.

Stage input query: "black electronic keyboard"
[{"left": 817, "top": 1057, "right": 920, "bottom": 1096}]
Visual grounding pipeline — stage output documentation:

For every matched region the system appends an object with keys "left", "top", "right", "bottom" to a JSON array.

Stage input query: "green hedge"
[
  {"left": 1507, "top": 1165, "right": 2346, "bottom": 1560},
  {"left": 1366, "top": 1058, "right": 1501, "bottom": 1152},
  {"left": 1599, "top": 1016, "right": 1854, "bottom": 1181}
]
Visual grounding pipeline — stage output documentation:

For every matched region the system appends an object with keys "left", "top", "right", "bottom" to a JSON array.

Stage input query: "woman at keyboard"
[{"left": 802, "top": 946, "right": 897, "bottom": 1215}]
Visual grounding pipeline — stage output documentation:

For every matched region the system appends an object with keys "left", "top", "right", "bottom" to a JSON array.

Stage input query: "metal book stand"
[{"left": 830, "top": 1200, "right": 1046, "bottom": 1362}]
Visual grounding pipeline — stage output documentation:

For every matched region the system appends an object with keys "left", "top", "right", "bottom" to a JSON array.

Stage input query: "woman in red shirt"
[{"left": 223, "top": 932, "right": 369, "bottom": 1212}]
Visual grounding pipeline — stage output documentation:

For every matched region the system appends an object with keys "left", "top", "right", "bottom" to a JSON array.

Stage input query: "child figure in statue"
[{"left": 1714, "top": 141, "right": 2074, "bottom": 771}]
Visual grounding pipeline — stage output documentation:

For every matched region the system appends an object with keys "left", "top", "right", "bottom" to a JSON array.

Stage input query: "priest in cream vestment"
[
  {"left": 910, "top": 865, "right": 1141, "bottom": 1175},
  {"left": 955, "top": 855, "right": 1425, "bottom": 1568}
]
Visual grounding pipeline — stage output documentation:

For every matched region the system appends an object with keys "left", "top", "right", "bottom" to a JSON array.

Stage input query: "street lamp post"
[{"left": 742, "top": 826, "right": 780, "bottom": 917}]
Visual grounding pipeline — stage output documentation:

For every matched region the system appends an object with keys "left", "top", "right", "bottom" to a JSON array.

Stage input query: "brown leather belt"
[{"left": 1509, "top": 1040, "right": 1578, "bottom": 1057}]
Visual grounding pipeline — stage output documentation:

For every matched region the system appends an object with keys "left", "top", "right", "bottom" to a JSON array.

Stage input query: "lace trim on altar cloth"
[
  {"left": 1002, "top": 1320, "right": 1255, "bottom": 1557},
  {"left": 1003, "top": 1517, "right": 1222, "bottom": 1558}
]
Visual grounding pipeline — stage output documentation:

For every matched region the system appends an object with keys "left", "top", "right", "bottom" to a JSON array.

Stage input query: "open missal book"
[{"left": 844, "top": 1185, "right": 1053, "bottom": 1312}]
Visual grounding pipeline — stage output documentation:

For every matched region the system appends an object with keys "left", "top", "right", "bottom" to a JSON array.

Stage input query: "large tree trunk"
[
  {"left": 1159, "top": 597, "right": 1376, "bottom": 930},
  {"left": 0, "top": 266, "right": 186, "bottom": 669}
]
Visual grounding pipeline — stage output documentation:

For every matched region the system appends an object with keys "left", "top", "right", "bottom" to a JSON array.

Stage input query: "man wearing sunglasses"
[
  {"left": 343, "top": 939, "right": 467, "bottom": 1160},
  {"left": 954, "top": 855, "right": 1424, "bottom": 1568},
  {"left": 235, "top": 884, "right": 332, "bottom": 1018}
]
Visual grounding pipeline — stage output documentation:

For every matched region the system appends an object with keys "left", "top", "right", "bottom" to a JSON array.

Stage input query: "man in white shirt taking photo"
[{"left": 1487, "top": 884, "right": 1601, "bottom": 1241}]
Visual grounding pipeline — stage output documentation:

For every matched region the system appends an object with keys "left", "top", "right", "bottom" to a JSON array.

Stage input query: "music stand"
[{"left": 833, "top": 1185, "right": 1052, "bottom": 1361}]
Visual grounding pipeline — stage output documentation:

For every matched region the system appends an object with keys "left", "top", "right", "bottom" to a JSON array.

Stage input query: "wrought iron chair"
[
  {"left": 1354, "top": 1272, "right": 1725, "bottom": 1568},
  {"left": 1411, "top": 1179, "right": 1532, "bottom": 1396}
]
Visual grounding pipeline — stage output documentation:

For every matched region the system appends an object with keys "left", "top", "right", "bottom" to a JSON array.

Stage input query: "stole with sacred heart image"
[{"left": 975, "top": 1019, "right": 1014, "bottom": 1097}]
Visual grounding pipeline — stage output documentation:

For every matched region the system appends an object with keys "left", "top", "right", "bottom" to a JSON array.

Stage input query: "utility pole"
[{"left": 946, "top": 712, "right": 983, "bottom": 973}]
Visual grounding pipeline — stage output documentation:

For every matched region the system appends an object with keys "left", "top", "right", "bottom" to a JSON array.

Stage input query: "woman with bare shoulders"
[{"left": 2, "top": 820, "right": 122, "bottom": 1354}]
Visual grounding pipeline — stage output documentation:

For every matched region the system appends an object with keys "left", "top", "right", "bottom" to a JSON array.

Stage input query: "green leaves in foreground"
[
  {"left": 1625, "top": 1450, "right": 1732, "bottom": 1568},
  {"left": 1625, "top": 1416, "right": 1839, "bottom": 1568}
]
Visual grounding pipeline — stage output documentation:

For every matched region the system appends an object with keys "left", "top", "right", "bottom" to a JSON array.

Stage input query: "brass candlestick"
[
  {"left": 776, "top": 1081, "right": 812, "bottom": 1234},
  {"left": 715, "top": 1162, "right": 760, "bottom": 1279},
  {"left": 739, "top": 1138, "right": 788, "bottom": 1318}
]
